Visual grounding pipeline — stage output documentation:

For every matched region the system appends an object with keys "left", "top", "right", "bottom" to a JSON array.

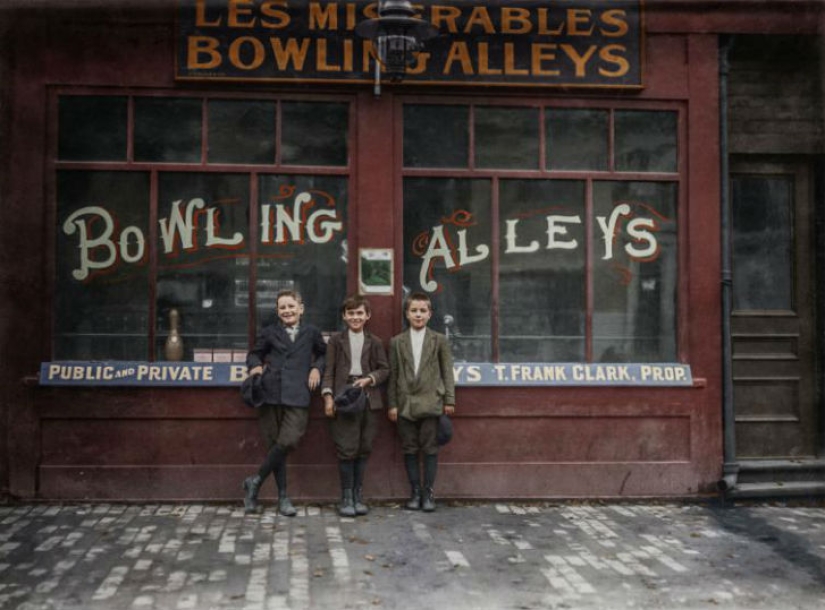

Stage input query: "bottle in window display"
[{"left": 164, "top": 308, "right": 184, "bottom": 361}]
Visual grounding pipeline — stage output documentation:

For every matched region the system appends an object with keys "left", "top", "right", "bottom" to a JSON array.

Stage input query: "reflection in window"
[
  {"left": 546, "top": 109, "right": 608, "bottom": 171},
  {"left": 156, "top": 173, "right": 250, "bottom": 361},
  {"left": 475, "top": 106, "right": 539, "bottom": 170},
  {"left": 257, "top": 175, "right": 348, "bottom": 332},
  {"left": 499, "top": 180, "right": 586, "bottom": 361},
  {"left": 281, "top": 102, "right": 349, "bottom": 166},
  {"left": 592, "top": 181, "right": 678, "bottom": 362},
  {"left": 134, "top": 98, "right": 202, "bottom": 163},
  {"left": 55, "top": 171, "right": 150, "bottom": 359},
  {"left": 615, "top": 111, "right": 678, "bottom": 173},
  {"left": 403, "top": 178, "right": 492, "bottom": 362},
  {"left": 403, "top": 105, "right": 469, "bottom": 168},
  {"left": 58, "top": 96, "right": 127, "bottom": 161},
  {"left": 731, "top": 175, "right": 793, "bottom": 310},
  {"left": 208, "top": 99, "right": 276, "bottom": 165}
]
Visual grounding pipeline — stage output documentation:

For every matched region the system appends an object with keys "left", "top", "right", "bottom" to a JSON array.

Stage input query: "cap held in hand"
[{"left": 334, "top": 385, "right": 367, "bottom": 414}]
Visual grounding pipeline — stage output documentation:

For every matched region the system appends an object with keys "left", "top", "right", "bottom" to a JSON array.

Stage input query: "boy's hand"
[
  {"left": 248, "top": 366, "right": 263, "bottom": 376},
  {"left": 387, "top": 408, "right": 398, "bottom": 422},
  {"left": 323, "top": 395, "right": 335, "bottom": 418},
  {"left": 353, "top": 377, "right": 371, "bottom": 388},
  {"left": 308, "top": 368, "right": 320, "bottom": 390},
  {"left": 444, "top": 405, "right": 455, "bottom": 416}
]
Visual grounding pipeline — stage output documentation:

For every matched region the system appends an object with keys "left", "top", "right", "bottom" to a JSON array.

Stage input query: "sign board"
[
  {"left": 40, "top": 361, "right": 692, "bottom": 387},
  {"left": 177, "top": 0, "right": 644, "bottom": 89}
]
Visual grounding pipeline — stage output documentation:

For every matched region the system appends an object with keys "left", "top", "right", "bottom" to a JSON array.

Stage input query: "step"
[
  {"left": 735, "top": 459, "right": 825, "bottom": 484},
  {"left": 726, "top": 481, "right": 825, "bottom": 500}
]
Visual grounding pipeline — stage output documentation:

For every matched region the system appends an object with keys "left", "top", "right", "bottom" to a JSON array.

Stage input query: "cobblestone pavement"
[{"left": 1, "top": 501, "right": 824, "bottom": 609}]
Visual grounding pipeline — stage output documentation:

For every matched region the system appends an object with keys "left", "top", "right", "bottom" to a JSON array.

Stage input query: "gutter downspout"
[{"left": 718, "top": 34, "right": 739, "bottom": 493}]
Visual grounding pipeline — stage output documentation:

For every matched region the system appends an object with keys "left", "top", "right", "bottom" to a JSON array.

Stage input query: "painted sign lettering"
[
  {"left": 60, "top": 189, "right": 343, "bottom": 282},
  {"left": 40, "top": 361, "right": 693, "bottom": 387},
  {"left": 415, "top": 202, "right": 663, "bottom": 292},
  {"left": 176, "top": 0, "right": 643, "bottom": 88}
]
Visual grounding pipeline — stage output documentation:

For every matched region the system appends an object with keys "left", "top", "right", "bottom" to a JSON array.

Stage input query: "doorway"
[{"left": 730, "top": 159, "right": 819, "bottom": 459}]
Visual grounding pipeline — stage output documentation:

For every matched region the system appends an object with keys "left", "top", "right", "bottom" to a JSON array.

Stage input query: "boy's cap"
[
  {"left": 241, "top": 373, "right": 265, "bottom": 408},
  {"left": 334, "top": 385, "right": 367, "bottom": 414},
  {"left": 437, "top": 414, "right": 453, "bottom": 446}
]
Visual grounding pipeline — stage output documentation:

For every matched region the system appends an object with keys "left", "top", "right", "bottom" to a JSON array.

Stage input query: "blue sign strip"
[{"left": 40, "top": 362, "right": 693, "bottom": 387}]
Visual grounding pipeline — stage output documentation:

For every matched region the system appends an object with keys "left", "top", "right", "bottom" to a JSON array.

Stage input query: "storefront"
[{"left": 1, "top": 0, "right": 822, "bottom": 502}]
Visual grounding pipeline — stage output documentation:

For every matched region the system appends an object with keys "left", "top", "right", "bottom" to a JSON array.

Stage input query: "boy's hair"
[
  {"left": 404, "top": 291, "right": 432, "bottom": 312},
  {"left": 276, "top": 289, "right": 303, "bottom": 305},
  {"left": 341, "top": 294, "right": 371, "bottom": 315}
]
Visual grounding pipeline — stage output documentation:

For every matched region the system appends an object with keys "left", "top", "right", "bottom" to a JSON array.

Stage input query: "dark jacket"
[
  {"left": 321, "top": 329, "right": 389, "bottom": 411},
  {"left": 247, "top": 322, "right": 326, "bottom": 408},
  {"left": 388, "top": 328, "right": 455, "bottom": 421}
]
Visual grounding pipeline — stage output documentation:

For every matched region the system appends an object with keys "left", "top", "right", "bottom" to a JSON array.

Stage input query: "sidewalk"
[{"left": 1, "top": 500, "right": 824, "bottom": 609}]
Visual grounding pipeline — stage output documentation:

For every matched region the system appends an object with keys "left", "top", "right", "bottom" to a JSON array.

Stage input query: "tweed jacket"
[
  {"left": 388, "top": 327, "right": 455, "bottom": 422},
  {"left": 321, "top": 329, "right": 389, "bottom": 411},
  {"left": 246, "top": 322, "right": 326, "bottom": 408}
]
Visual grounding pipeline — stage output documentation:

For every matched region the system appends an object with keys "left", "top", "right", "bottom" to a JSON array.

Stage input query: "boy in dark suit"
[
  {"left": 388, "top": 292, "right": 456, "bottom": 512},
  {"left": 321, "top": 295, "right": 389, "bottom": 517},
  {"left": 243, "top": 290, "right": 326, "bottom": 516}
]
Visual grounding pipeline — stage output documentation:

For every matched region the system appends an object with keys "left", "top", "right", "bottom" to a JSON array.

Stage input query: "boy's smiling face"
[
  {"left": 343, "top": 305, "right": 370, "bottom": 333},
  {"left": 277, "top": 295, "right": 303, "bottom": 328},
  {"left": 406, "top": 299, "right": 432, "bottom": 330}
]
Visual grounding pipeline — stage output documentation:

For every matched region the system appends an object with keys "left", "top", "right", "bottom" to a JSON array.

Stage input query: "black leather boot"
[
  {"left": 406, "top": 485, "right": 422, "bottom": 511},
  {"left": 278, "top": 496, "right": 297, "bottom": 517},
  {"left": 339, "top": 489, "right": 356, "bottom": 517},
  {"left": 338, "top": 460, "right": 356, "bottom": 517},
  {"left": 422, "top": 454, "right": 438, "bottom": 512},
  {"left": 243, "top": 475, "right": 263, "bottom": 514},
  {"left": 421, "top": 487, "right": 436, "bottom": 512},
  {"left": 275, "top": 461, "right": 297, "bottom": 517},
  {"left": 403, "top": 454, "right": 421, "bottom": 510},
  {"left": 353, "top": 457, "right": 369, "bottom": 515}
]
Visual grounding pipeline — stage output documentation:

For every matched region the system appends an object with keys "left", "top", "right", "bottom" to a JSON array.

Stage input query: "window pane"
[
  {"left": 156, "top": 173, "right": 250, "bottom": 360},
  {"left": 731, "top": 175, "right": 793, "bottom": 310},
  {"left": 208, "top": 99, "right": 276, "bottom": 164},
  {"left": 282, "top": 102, "right": 348, "bottom": 166},
  {"left": 257, "top": 175, "right": 348, "bottom": 331},
  {"left": 403, "top": 178, "right": 492, "bottom": 362},
  {"left": 499, "top": 180, "right": 586, "bottom": 361},
  {"left": 58, "top": 96, "right": 127, "bottom": 161},
  {"left": 403, "top": 104, "right": 469, "bottom": 168},
  {"left": 475, "top": 106, "right": 539, "bottom": 170},
  {"left": 55, "top": 171, "right": 150, "bottom": 359},
  {"left": 593, "top": 181, "right": 678, "bottom": 362},
  {"left": 615, "top": 111, "right": 678, "bottom": 173},
  {"left": 134, "top": 98, "right": 202, "bottom": 163},
  {"left": 546, "top": 109, "right": 608, "bottom": 171}
]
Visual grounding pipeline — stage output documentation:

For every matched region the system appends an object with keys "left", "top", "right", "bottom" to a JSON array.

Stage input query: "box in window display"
[
  {"left": 193, "top": 348, "right": 213, "bottom": 363},
  {"left": 212, "top": 349, "right": 233, "bottom": 363}
]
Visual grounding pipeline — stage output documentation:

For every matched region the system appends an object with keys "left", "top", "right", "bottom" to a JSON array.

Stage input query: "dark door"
[{"left": 730, "top": 159, "right": 818, "bottom": 458}]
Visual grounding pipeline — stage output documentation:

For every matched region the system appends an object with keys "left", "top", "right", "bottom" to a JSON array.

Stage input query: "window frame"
[
  {"left": 46, "top": 87, "right": 357, "bottom": 361},
  {"left": 395, "top": 95, "right": 689, "bottom": 364}
]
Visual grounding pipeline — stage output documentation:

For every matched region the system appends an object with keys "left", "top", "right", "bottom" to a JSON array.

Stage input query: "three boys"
[{"left": 244, "top": 290, "right": 455, "bottom": 514}]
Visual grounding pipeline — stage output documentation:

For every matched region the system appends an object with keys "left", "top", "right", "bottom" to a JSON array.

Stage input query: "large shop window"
[
  {"left": 54, "top": 94, "right": 349, "bottom": 361},
  {"left": 403, "top": 103, "right": 679, "bottom": 363}
]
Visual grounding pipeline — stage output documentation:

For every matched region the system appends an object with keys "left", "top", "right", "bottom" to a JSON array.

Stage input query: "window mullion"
[
  {"left": 585, "top": 178, "right": 594, "bottom": 363},
  {"left": 491, "top": 176, "right": 500, "bottom": 362},
  {"left": 148, "top": 169, "right": 159, "bottom": 361}
]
